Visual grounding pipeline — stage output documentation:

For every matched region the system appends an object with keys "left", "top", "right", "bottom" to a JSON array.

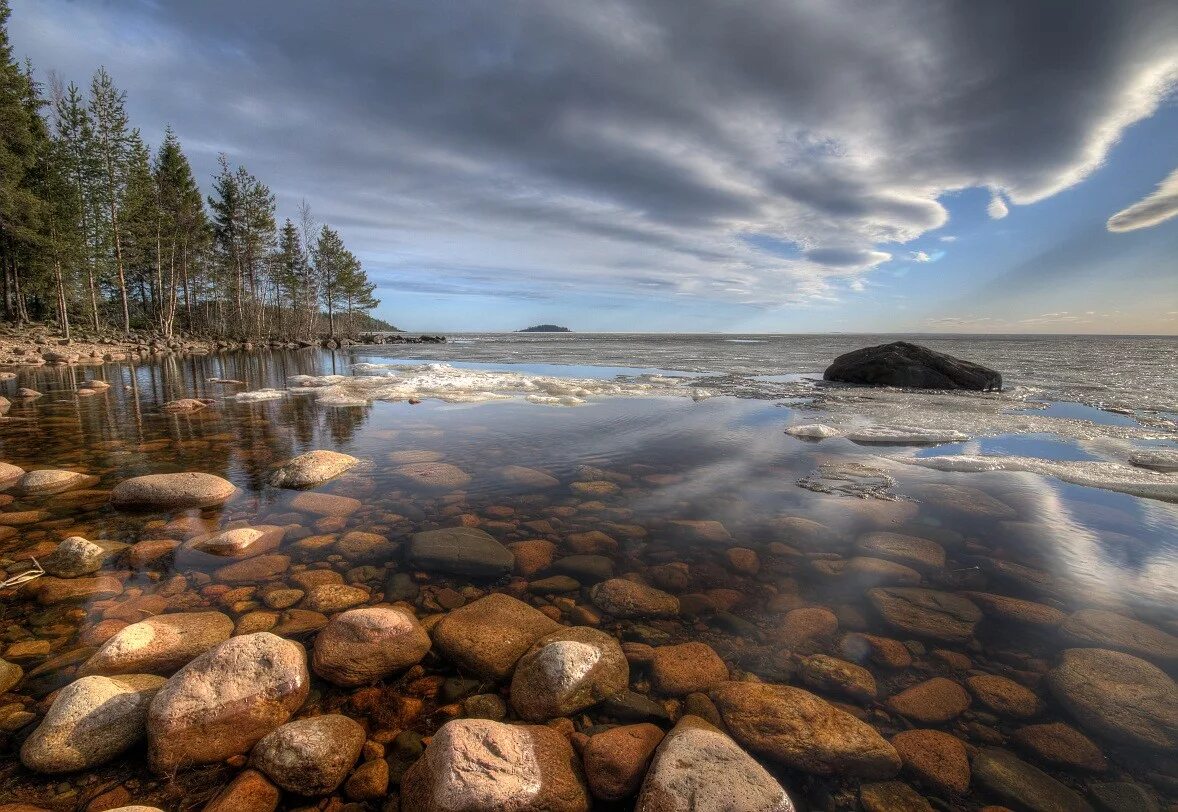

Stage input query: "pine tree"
[
  {"left": 119, "top": 129, "right": 158, "bottom": 325},
  {"left": 88, "top": 66, "right": 133, "bottom": 333},
  {"left": 153, "top": 127, "right": 204, "bottom": 335}
]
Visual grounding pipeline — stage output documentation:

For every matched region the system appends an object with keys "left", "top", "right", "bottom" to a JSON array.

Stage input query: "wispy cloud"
[{"left": 1107, "top": 167, "right": 1178, "bottom": 232}]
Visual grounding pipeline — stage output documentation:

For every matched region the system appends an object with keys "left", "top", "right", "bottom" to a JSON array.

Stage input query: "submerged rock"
[
  {"left": 799, "top": 654, "right": 877, "bottom": 703},
  {"left": 867, "top": 587, "right": 981, "bottom": 642},
  {"left": 711, "top": 681, "right": 900, "bottom": 778},
  {"left": 40, "top": 536, "right": 106, "bottom": 578},
  {"left": 111, "top": 472, "right": 237, "bottom": 510},
  {"left": 21, "top": 674, "right": 166, "bottom": 773},
  {"left": 890, "top": 729, "right": 970, "bottom": 795},
  {"left": 583, "top": 723, "right": 665, "bottom": 802},
  {"left": 147, "top": 632, "right": 309, "bottom": 772},
  {"left": 1059, "top": 609, "right": 1178, "bottom": 668},
  {"left": 650, "top": 642, "right": 729, "bottom": 696},
  {"left": 589, "top": 578, "right": 679, "bottom": 618},
  {"left": 188, "top": 525, "right": 285, "bottom": 558},
  {"left": 394, "top": 461, "right": 472, "bottom": 491},
  {"left": 971, "top": 747, "right": 1093, "bottom": 812},
  {"left": 636, "top": 715, "right": 794, "bottom": 811},
  {"left": 432, "top": 593, "right": 561, "bottom": 680},
  {"left": 885, "top": 677, "right": 971, "bottom": 724},
  {"left": 1046, "top": 647, "right": 1178, "bottom": 750},
  {"left": 268, "top": 449, "right": 359, "bottom": 488},
  {"left": 252, "top": 714, "right": 365, "bottom": 795},
  {"left": 15, "top": 469, "right": 96, "bottom": 496},
  {"left": 401, "top": 718, "right": 590, "bottom": 811},
  {"left": 312, "top": 606, "right": 431, "bottom": 686},
  {"left": 407, "top": 526, "right": 514, "bottom": 577},
  {"left": 510, "top": 626, "right": 628, "bottom": 721},
  {"left": 823, "top": 341, "right": 1001, "bottom": 391},
  {"left": 80, "top": 611, "right": 234, "bottom": 676}
]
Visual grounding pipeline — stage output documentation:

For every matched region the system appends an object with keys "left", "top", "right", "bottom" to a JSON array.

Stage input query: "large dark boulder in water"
[{"left": 823, "top": 341, "right": 1001, "bottom": 391}]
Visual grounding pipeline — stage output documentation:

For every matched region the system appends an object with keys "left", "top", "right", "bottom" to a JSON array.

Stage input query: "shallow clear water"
[{"left": 0, "top": 340, "right": 1175, "bottom": 810}]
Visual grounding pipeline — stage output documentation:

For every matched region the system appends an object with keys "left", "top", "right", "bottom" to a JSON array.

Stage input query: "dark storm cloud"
[{"left": 11, "top": 0, "right": 1178, "bottom": 303}]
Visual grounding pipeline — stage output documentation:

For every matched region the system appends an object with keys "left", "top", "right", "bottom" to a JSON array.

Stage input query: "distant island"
[{"left": 517, "top": 324, "right": 571, "bottom": 332}]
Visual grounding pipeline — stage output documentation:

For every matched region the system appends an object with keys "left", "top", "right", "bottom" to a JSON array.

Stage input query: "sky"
[{"left": 10, "top": 0, "right": 1178, "bottom": 334}]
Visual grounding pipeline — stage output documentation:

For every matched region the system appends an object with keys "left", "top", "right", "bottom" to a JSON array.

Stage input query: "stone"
[
  {"left": 566, "top": 530, "right": 618, "bottom": 554},
  {"left": 20, "top": 674, "right": 166, "bottom": 773},
  {"left": 463, "top": 693, "right": 508, "bottom": 720},
  {"left": 859, "top": 781, "right": 934, "bottom": 812},
  {"left": 34, "top": 575, "right": 122, "bottom": 605},
  {"left": 601, "top": 690, "right": 670, "bottom": 723},
  {"left": 80, "top": 611, "right": 234, "bottom": 676},
  {"left": 589, "top": 578, "right": 679, "bottom": 618},
  {"left": 891, "top": 729, "right": 971, "bottom": 795},
  {"left": 650, "top": 642, "right": 729, "bottom": 696},
  {"left": 963, "top": 592, "right": 1067, "bottom": 628},
  {"left": 384, "top": 571, "right": 419, "bottom": 603},
  {"left": 1046, "top": 648, "right": 1178, "bottom": 750},
  {"left": 189, "top": 525, "right": 285, "bottom": 558},
  {"left": 913, "top": 484, "right": 1017, "bottom": 521},
  {"left": 289, "top": 490, "right": 361, "bottom": 516},
  {"left": 312, "top": 606, "right": 431, "bottom": 686},
  {"left": 147, "top": 632, "right": 310, "bottom": 772},
  {"left": 667, "top": 520, "right": 733, "bottom": 544},
  {"left": 1088, "top": 782, "right": 1160, "bottom": 812},
  {"left": 636, "top": 715, "right": 794, "bottom": 812},
  {"left": 110, "top": 472, "right": 237, "bottom": 510},
  {"left": 856, "top": 532, "right": 945, "bottom": 572},
  {"left": 971, "top": 748, "right": 1093, "bottom": 812},
  {"left": 300, "top": 583, "right": 368, "bottom": 613},
  {"left": 528, "top": 575, "right": 581, "bottom": 593},
  {"left": 0, "top": 658, "right": 22, "bottom": 693},
  {"left": 508, "top": 539, "right": 557, "bottom": 577},
  {"left": 1059, "top": 609, "right": 1178, "bottom": 668},
  {"left": 868, "top": 587, "right": 982, "bottom": 642},
  {"left": 40, "top": 536, "right": 105, "bottom": 577},
  {"left": 1011, "top": 722, "right": 1107, "bottom": 773},
  {"left": 773, "top": 516, "right": 842, "bottom": 552},
  {"left": 394, "top": 461, "right": 472, "bottom": 491},
  {"left": 14, "top": 469, "right": 96, "bottom": 496},
  {"left": 214, "top": 553, "right": 290, "bottom": 583},
  {"left": 550, "top": 554, "right": 615, "bottom": 582},
  {"left": 778, "top": 606, "right": 838, "bottom": 646},
  {"left": 725, "top": 547, "right": 760, "bottom": 575},
  {"left": 967, "top": 674, "right": 1043, "bottom": 719},
  {"left": 498, "top": 465, "right": 560, "bottom": 489},
  {"left": 203, "top": 768, "right": 280, "bottom": 812},
  {"left": 432, "top": 593, "right": 562, "bottom": 680},
  {"left": 401, "top": 718, "right": 590, "bottom": 812},
  {"left": 886, "top": 678, "right": 971, "bottom": 724},
  {"left": 336, "top": 530, "right": 397, "bottom": 563},
  {"left": 407, "top": 526, "right": 514, "bottom": 577},
  {"left": 252, "top": 714, "right": 365, "bottom": 796},
  {"left": 163, "top": 398, "right": 208, "bottom": 412},
  {"left": 799, "top": 654, "right": 877, "bottom": 702},
  {"left": 0, "top": 461, "right": 25, "bottom": 482},
  {"left": 510, "top": 626, "right": 628, "bottom": 721},
  {"left": 813, "top": 556, "right": 922, "bottom": 587},
  {"left": 268, "top": 450, "right": 359, "bottom": 488},
  {"left": 840, "top": 632, "right": 913, "bottom": 669},
  {"left": 711, "top": 681, "right": 901, "bottom": 778},
  {"left": 823, "top": 341, "right": 1001, "bottom": 390},
  {"left": 346, "top": 757, "right": 390, "bottom": 800},
  {"left": 583, "top": 723, "right": 664, "bottom": 802}
]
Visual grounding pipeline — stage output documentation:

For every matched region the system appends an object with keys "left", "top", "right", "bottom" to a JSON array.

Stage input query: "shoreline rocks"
[
  {"left": 111, "top": 472, "right": 237, "bottom": 510},
  {"left": 312, "top": 606, "right": 431, "bottom": 686},
  {"left": 823, "top": 341, "right": 1002, "bottom": 391}
]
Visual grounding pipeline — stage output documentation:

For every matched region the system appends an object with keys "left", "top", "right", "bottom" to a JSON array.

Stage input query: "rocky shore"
[
  {"left": 0, "top": 445, "right": 1176, "bottom": 811},
  {"left": 0, "top": 325, "right": 444, "bottom": 368}
]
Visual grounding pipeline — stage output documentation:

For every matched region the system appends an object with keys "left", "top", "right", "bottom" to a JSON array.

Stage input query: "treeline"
[{"left": 0, "top": 0, "right": 379, "bottom": 340}]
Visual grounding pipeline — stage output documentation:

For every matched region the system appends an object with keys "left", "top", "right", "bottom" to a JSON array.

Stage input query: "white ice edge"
[
  {"left": 903, "top": 454, "right": 1178, "bottom": 502},
  {"left": 284, "top": 363, "right": 714, "bottom": 406}
]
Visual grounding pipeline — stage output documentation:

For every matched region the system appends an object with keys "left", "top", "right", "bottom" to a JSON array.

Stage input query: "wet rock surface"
[{"left": 823, "top": 341, "right": 1002, "bottom": 390}]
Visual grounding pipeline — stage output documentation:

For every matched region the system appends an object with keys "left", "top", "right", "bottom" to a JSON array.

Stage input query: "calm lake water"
[{"left": 1, "top": 337, "right": 1175, "bottom": 810}]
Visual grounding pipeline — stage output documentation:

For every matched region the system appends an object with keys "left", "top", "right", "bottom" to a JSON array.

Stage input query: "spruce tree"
[{"left": 88, "top": 66, "right": 133, "bottom": 333}]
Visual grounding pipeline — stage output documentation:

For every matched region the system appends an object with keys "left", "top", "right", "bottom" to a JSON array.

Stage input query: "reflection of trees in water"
[{"left": 325, "top": 404, "right": 368, "bottom": 446}]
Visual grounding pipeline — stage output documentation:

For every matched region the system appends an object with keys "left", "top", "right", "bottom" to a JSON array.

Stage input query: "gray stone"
[
  {"left": 971, "top": 747, "right": 1093, "bottom": 812},
  {"left": 252, "top": 714, "right": 365, "bottom": 795},
  {"left": 636, "top": 715, "right": 794, "bottom": 811},
  {"left": 111, "top": 472, "right": 237, "bottom": 510},
  {"left": 268, "top": 450, "right": 359, "bottom": 488},
  {"left": 21, "top": 674, "right": 166, "bottom": 773},
  {"left": 510, "top": 626, "right": 628, "bottom": 721},
  {"left": 40, "top": 536, "right": 106, "bottom": 578},
  {"left": 407, "top": 526, "right": 514, "bottom": 577},
  {"left": 868, "top": 587, "right": 982, "bottom": 642}
]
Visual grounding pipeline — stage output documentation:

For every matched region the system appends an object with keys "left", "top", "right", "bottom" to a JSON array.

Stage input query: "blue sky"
[{"left": 11, "top": 0, "right": 1178, "bottom": 333}]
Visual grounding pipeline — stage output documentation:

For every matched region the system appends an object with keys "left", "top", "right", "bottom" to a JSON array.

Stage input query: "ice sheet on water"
[
  {"left": 903, "top": 454, "right": 1178, "bottom": 502},
  {"left": 232, "top": 389, "right": 287, "bottom": 402},
  {"left": 843, "top": 426, "right": 971, "bottom": 445},
  {"left": 287, "top": 363, "right": 714, "bottom": 406},
  {"left": 785, "top": 423, "right": 841, "bottom": 439}
]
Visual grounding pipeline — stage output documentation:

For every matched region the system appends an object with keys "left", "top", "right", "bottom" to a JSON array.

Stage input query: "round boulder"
[
  {"left": 510, "top": 626, "right": 628, "bottom": 721},
  {"left": 268, "top": 450, "right": 359, "bottom": 489},
  {"left": 1046, "top": 647, "right": 1178, "bottom": 750},
  {"left": 80, "top": 611, "right": 235, "bottom": 677},
  {"left": 401, "top": 718, "right": 590, "bottom": 811},
  {"left": 312, "top": 607, "right": 431, "bottom": 686},
  {"left": 252, "top": 714, "right": 365, "bottom": 796},
  {"left": 432, "top": 593, "right": 562, "bottom": 681},
  {"left": 147, "top": 632, "right": 310, "bottom": 772},
  {"left": 21, "top": 674, "right": 166, "bottom": 773},
  {"left": 111, "top": 472, "right": 237, "bottom": 511},
  {"left": 407, "top": 526, "right": 514, "bottom": 578},
  {"left": 40, "top": 536, "right": 106, "bottom": 578}
]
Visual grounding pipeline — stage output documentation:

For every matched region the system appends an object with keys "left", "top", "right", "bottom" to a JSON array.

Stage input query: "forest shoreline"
[{"left": 0, "top": 322, "right": 445, "bottom": 368}]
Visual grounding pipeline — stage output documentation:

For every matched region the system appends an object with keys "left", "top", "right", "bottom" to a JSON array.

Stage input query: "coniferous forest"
[{"left": 0, "top": 0, "right": 380, "bottom": 341}]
